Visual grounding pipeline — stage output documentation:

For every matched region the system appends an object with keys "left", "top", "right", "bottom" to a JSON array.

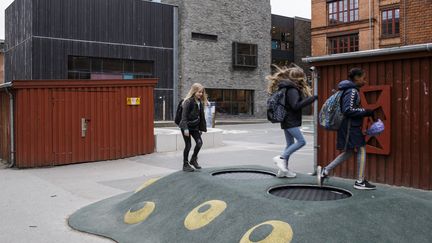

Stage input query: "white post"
[
  {"left": 312, "top": 68, "right": 319, "bottom": 174},
  {"left": 162, "top": 98, "right": 166, "bottom": 121}
]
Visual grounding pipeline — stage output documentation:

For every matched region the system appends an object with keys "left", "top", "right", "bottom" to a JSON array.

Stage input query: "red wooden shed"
[
  {"left": 0, "top": 79, "right": 157, "bottom": 168},
  {"left": 304, "top": 43, "right": 432, "bottom": 190}
]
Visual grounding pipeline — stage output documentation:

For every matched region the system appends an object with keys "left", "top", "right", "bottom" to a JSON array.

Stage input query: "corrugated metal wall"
[
  {"left": 5, "top": 0, "right": 175, "bottom": 120},
  {"left": 1, "top": 79, "right": 157, "bottom": 168},
  {"left": 316, "top": 52, "right": 432, "bottom": 190}
]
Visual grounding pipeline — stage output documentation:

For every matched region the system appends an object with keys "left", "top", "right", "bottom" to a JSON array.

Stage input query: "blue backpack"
[
  {"left": 267, "top": 88, "right": 287, "bottom": 123},
  {"left": 319, "top": 91, "right": 345, "bottom": 130}
]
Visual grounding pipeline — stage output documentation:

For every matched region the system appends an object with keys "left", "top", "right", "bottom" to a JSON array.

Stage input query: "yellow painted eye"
[
  {"left": 124, "top": 201, "right": 156, "bottom": 224},
  {"left": 135, "top": 177, "right": 160, "bottom": 193},
  {"left": 184, "top": 200, "right": 227, "bottom": 230},
  {"left": 239, "top": 220, "right": 293, "bottom": 243}
]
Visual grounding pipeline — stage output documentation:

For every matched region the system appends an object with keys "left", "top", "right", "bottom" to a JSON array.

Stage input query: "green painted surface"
[{"left": 68, "top": 166, "right": 432, "bottom": 243}]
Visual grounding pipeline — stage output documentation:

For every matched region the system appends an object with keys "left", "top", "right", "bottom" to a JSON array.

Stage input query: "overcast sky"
[{"left": 0, "top": 0, "right": 311, "bottom": 40}]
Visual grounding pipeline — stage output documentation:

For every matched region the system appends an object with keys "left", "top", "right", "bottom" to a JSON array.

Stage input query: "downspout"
[
  {"left": 5, "top": 87, "right": 15, "bottom": 167},
  {"left": 173, "top": 6, "right": 179, "bottom": 119},
  {"left": 369, "top": 0, "right": 372, "bottom": 49},
  {"left": 311, "top": 67, "right": 319, "bottom": 175},
  {"left": 403, "top": 0, "right": 407, "bottom": 45}
]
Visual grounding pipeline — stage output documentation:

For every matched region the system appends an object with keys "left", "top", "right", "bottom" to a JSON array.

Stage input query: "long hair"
[
  {"left": 266, "top": 64, "right": 312, "bottom": 97},
  {"left": 266, "top": 65, "right": 291, "bottom": 94},
  {"left": 184, "top": 83, "right": 208, "bottom": 105},
  {"left": 288, "top": 65, "right": 312, "bottom": 97}
]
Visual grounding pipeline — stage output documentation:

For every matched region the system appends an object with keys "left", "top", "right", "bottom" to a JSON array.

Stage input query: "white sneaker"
[
  {"left": 317, "top": 166, "right": 322, "bottom": 186},
  {"left": 276, "top": 169, "right": 286, "bottom": 178},
  {"left": 285, "top": 169, "right": 297, "bottom": 178},
  {"left": 273, "top": 156, "right": 288, "bottom": 172}
]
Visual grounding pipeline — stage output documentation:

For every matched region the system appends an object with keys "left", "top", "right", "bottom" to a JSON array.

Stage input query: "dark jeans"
[{"left": 181, "top": 130, "right": 203, "bottom": 162}]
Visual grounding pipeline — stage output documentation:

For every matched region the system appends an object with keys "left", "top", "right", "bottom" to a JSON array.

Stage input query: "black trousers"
[{"left": 181, "top": 130, "right": 203, "bottom": 162}]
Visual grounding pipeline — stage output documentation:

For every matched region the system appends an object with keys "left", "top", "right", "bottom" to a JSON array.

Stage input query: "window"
[
  {"left": 232, "top": 42, "right": 258, "bottom": 68},
  {"left": 206, "top": 89, "right": 254, "bottom": 115},
  {"left": 191, "top": 32, "right": 218, "bottom": 41},
  {"left": 271, "top": 26, "right": 294, "bottom": 52},
  {"left": 67, "top": 56, "right": 154, "bottom": 80},
  {"left": 328, "top": 0, "right": 359, "bottom": 25},
  {"left": 328, "top": 34, "right": 359, "bottom": 54},
  {"left": 381, "top": 8, "right": 400, "bottom": 37}
]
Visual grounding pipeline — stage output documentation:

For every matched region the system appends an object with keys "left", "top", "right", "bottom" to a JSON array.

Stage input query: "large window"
[
  {"left": 232, "top": 42, "right": 258, "bottom": 68},
  {"left": 206, "top": 89, "right": 254, "bottom": 115},
  {"left": 67, "top": 56, "right": 154, "bottom": 80},
  {"left": 328, "top": 0, "right": 359, "bottom": 25},
  {"left": 328, "top": 34, "right": 359, "bottom": 54},
  {"left": 381, "top": 8, "right": 400, "bottom": 37}
]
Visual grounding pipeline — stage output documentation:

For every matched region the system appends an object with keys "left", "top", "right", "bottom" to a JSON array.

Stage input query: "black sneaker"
[
  {"left": 183, "top": 161, "right": 195, "bottom": 172},
  {"left": 189, "top": 157, "right": 202, "bottom": 170},
  {"left": 354, "top": 179, "right": 376, "bottom": 190}
]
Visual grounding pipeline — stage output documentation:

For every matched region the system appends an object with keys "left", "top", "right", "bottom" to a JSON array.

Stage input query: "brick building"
[{"left": 311, "top": 0, "right": 432, "bottom": 56}]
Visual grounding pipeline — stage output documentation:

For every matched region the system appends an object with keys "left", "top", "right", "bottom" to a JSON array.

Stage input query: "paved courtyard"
[{"left": 0, "top": 123, "right": 314, "bottom": 243}]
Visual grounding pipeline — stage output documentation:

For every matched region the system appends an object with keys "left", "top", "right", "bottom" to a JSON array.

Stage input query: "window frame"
[
  {"left": 232, "top": 42, "right": 258, "bottom": 68},
  {"left": 327, "top": 0, "right": 359, "bottom": 25},
  {"left": 381, "top": 8, "right": 400, "bottom": 38},
  {"left": 328, "top": 34, "right": 359, "bottom": 54}
]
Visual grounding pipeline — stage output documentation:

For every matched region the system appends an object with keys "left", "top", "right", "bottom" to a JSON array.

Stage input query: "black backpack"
[
  {"left": 266, "top": 88, "right": 287, "bottom": 123},
  {"left": 174, "top": 99, "right": 184, "bottom": 126}
]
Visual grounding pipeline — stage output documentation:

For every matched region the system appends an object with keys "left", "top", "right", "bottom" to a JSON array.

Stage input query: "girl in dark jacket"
[
  {"left": 179, "top": 83, "right": 208, "bottom": 172},
  {"left": 318, "top": 68, "right": 376, "bottom": 190},
  {"left": 267, "top": 65, "right": 317, "bottom": 178}
]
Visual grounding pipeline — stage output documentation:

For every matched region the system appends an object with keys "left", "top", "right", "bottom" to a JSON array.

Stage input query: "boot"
[
  {"left": 189, "top": 156, "right": 202, "bottom": 169},
  {"left": 183, "top": 161, "right": 195, "bottom": 172}
]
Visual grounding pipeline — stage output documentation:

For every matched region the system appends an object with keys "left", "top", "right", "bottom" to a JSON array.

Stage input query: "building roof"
[{"left": 303, "top": 43, "right": 432, "bottom": 64}]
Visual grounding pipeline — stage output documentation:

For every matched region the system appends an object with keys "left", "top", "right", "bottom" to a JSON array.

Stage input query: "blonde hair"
[
  {"left": 266, "top": 64, "right": 312, "bottom": 97},
  {"left": 184, "top": 83, "right": 208, "bottom": 105}
]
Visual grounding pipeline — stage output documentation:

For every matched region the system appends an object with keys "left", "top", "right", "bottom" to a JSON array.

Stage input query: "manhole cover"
[
  {"left": 269, "top": 185, "right": 352, "bottom": 201},
  {"left": 212, "top": 170, "right": 275, "bottom": 179}
]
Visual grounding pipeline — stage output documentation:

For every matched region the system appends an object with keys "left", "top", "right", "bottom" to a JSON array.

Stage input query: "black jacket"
[
  {"left": 179, "top": 97, "right": 207, "bottom": 132},
  {"left": 279, "top": 80, "right": 316, "bottom": 129}
]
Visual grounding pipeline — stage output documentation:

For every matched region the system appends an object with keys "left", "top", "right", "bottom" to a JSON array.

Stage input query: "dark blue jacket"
[
  {"left": 339, "top": 80, "right": 370, "bottom": 127},
  {"left": 336, "top": 80, "right": 372, "bottom": 150}
]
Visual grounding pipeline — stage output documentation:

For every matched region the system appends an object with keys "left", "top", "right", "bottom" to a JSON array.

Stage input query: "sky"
[{"left": 0, "top": 0, "right": 311, "bottom": 40}]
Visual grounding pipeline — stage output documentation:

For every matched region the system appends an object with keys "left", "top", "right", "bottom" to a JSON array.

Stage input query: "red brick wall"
[{"left": 402, "top": 0, "right": 432, "bottom": 45}]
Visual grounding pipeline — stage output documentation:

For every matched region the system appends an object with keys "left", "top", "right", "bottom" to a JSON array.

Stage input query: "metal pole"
[
  {"left": 312, "top": 68, "right": 319, "bottom": 175},
  {"left": 162, "top": 97, "right": 166, "bottom": 121}
]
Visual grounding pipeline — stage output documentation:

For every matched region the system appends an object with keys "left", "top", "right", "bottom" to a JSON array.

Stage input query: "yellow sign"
[{"left": 127, "top": 97, "right": 141, "bottom": 105}]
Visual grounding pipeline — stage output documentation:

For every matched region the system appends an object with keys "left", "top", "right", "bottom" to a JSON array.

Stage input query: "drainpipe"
[
  {"left": 5, "top": 87, "right": 15, "bottom": 168},
  {"left": 369, "top": 0, "right": 372, "bottom": 49},
  {"left": 403, "top": 0, "right": 407, "bottom": 45},
  {"left": 311, "top": 66, "right": 319, "bottom": 175}
]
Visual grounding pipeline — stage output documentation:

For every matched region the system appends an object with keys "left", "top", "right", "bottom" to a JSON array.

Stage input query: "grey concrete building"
[{"left": 161, "top": 0, "right": 271, "bottom": 118}]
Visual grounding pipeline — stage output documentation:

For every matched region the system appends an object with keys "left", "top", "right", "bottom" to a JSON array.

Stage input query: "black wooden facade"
[{"left": 5, "top": 0, "right": 176, "bottom": 120}]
